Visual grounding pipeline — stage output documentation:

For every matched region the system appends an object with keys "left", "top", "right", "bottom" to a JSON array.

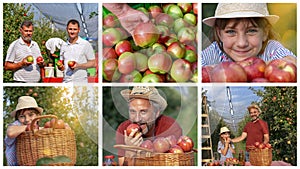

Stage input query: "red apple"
[
  {"left": 140, "top": 140, "right": 154, "bottom": 151},
  {"left": 133, "top": 22, "right": 159, "bottom": 48},
  {"left": 258, "top": 143, "right": 265, "bottom": 149},
  {"left": 192, "top": 3, "right": 198, "bottom": 15},
  {"left": 68, "top": 60, "right": 76, "bottom": 68},
  {"left": 156, "top": 25, "right": 170, "bottom": 44},
  {"left": 103, "top": 13, "right": 120, "bottom": 29},
  {"left": 44, "top": 121, "right": 51, "bottom": 128},
  {"left": 148, "top": 52, "right": 172, "bottom": 74},
  {"left": 119, "top": 70, "right": 142, "bottom": 83},
  {"left": 183, "top": 13, "right": 197, "bottom": 26},
  {"left": 102, "top": 28, "right": 122, "bottom": 47},
  {"left": 103, "top": 58, "right": 118, "bottom": 81},
  {"left": 141, "top": 73, "right": 164, "bottom": 83},
  {"left": 254, "top": 141, "right": 260, "bottom": 147},
  {"left": 126, "top": 123, "right": 141, "bottom": 137},
  {"left": 133, "top": 52, "right": 148, "bottom": 72},
  {"left": 116, "top": 27, "right": 130, "bottom": 40},
  {"left": 177, "top": 27, "right": 196, "bottom": 45},
  {"left": 202, "top": 65, "right": 215, "bottom": 83},
  {"left": 251, "top": 77, "right": 269, "bottom": 83},
  {"left": 165, "top": 135, "right": 177, "bottom": 147},
  {"left": 115, "top": 40, "right": 132, "bottom": 56},
  {"left": 265, "top": 143, "right": 272, "bottom": 149},
  {"left": 170, "top": 59, "right": 192, "bottom": 82},
  {"left": 168, "top": 145, "right": 184, "bottom": 153},
  {"left": 148, "top": 5, "right": 162, "bottom": 19},
  {"left": 155, "top": 13, "right": 174, "bottom": 28},
  {"left": 177, "top": 3, "right": 192, "bottom": 13},
  {"left": 237, "top": 56, "right": 266, "bottom": 82},
  {"left": 167, "top": 4, "right": 183, "bottom": 19},
  {"left": 153, "top": 137, "right": 170, "bottom": 153},
  {"left": 211, "top": 62, "right": 248, "bottom": 82},
  {"left": 152, "top": 42, "right": 167, "bottom": 54},
  {"left": 26, "top": 55, "right": 34, "bottom": 63},
  {"left": 36, "top": 56, "right": 44, "bottom": 63},
  {"left": 103, "top": 47, "right": 118, "bottom": 60},
  {"left": 56, "top": 60, "right": 64, "bottom": 67},
  {"left": 264, "top": 59, "right": 297, "bottom": 82},
  {"left": 118, "top": 52, "right": 136, "bottom": 74},
  {"left": 167, "top": 42, "right": 186, "bottom": 59},
  {"left": 177, "top": 135, "right": 194, "bottom": 152}
]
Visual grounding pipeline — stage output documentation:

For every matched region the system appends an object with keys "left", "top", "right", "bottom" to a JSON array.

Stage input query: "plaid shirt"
[{"left": 5, "top": 120, "right": 22, "bottom": 166}]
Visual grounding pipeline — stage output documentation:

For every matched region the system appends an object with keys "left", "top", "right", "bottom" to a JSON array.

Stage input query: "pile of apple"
[
  {"left": 224, "top": 157, "right": 239, "bottom": 166},
  {"left": 126, "top": 124, "right": 194, "bottom": 153},
  {"left": 25, "top": 118, "right": 66, "bottom": 131},
  {"left": 103, "top": 3, "right": 198, "bottom": 83},
  {"left": 252, "top": 142, "right": 272, "bottom": 150},
  {"left": 202, "top": 57, "right": 297, "bottom": 83}
]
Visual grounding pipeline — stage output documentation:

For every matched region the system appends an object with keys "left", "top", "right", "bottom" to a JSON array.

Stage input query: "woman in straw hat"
[
  {"left": 218, "top": 126, "right": 235, "bottom": 163},
  {"left": 231, "top": 104, "right": 269, "bottom": 162},
  {"left": 202, "top": 3, "right": 296, "bottom": 66},
  {"left": 4, "top": 96, "right": 43, "bottom": 166},
  {"left": 115, "top": 86, "right": 182, "bottom": 165}
]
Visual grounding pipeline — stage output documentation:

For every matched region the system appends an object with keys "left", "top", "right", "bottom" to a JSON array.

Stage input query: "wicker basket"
[
  {"left": 16, "top": 115, "right": 76, "bottom": 166},
  {"left": 249, "top": 148, "right": 272, "bottom": 166},
  {"left": 114, "top": 144, "right": 195, "bottom": 166}
]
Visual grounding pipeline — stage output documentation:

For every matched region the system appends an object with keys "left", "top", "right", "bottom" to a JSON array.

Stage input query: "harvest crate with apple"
[
  {"left": 103, "top": 3, "right": 198, "bottom": 83},
  {"left": 114, "top": 135, "right": 196, "bottom": 166},
  {"left": 16, "top": 115, "right": 76, "bottom": 166},
  {"left": 248, "top": 142, "right": 273, "bottom": 166}
]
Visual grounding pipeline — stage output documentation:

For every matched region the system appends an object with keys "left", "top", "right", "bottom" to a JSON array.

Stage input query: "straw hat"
[
  {"left": 203, "top": 3, "right": 279, "bottom": 27},
  {"left": 11, "top": 96, "right": 43, "bottom": 118},
  {"left": 121, "top": 86, "right": 167, "bottom": 112},
  {"left": 247, "top": 104, "right": 262, "bottom": 113},
  {"left": 219, "top": 126, "right": 231, "bottom": 135}
]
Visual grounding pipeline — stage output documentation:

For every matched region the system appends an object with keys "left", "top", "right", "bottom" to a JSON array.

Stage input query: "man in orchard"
[{"left": 231, "top": 104, "right": 269, "bottom": 161}]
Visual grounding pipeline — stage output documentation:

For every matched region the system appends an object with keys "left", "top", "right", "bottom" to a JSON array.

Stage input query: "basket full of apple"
[
  {"left": 103, "top": 3, "right": 198, "bottom": 83},
  {"left": 202, "top": 57, "right": 297, "bottom": 83},
  {"left": 248, "top": 142, "right": 273, "bottom": 166},
  {"left": 16, "top": 115, "right": 76, "bottom": 166},
  {"left": 114, "top": 124, "right": 196, "bottom": 166}
]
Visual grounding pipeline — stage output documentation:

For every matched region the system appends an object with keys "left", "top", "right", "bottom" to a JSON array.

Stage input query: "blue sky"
[{"left": 202, "top": 85, "right": 263, "bottom": 131}]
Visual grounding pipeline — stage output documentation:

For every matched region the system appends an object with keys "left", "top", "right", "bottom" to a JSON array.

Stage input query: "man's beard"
[{"left": 22, "top": 36, "right": 32, "bottom": 43}]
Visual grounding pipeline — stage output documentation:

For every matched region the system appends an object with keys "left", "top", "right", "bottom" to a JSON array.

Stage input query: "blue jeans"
[{"left": 245, "top": 151, "right": 250, "bottom": 162}]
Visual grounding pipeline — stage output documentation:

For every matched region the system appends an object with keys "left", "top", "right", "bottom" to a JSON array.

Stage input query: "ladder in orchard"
[{"left": 202, "top": 95, "right": 213, "bottom": 165}]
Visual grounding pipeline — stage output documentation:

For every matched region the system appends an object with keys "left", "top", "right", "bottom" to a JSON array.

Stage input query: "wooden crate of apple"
[
  {"left": 202, "top": 57, "right": 297, "bottom": 83},
  {"left": 102, "top": 3, "right": 198, "bottom": 83}
]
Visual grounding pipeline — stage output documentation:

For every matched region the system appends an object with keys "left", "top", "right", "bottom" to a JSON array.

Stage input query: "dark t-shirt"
[
  {"left": 243, "top": 119, "right": 269, "bottom": 151},
  {"left": 115, "top": 115, "right": 182, "bottom": 156}
]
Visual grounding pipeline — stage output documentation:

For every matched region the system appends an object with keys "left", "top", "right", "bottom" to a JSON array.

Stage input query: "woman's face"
[
  {"left": 18, "top": 109, "right": 38, "bottom": 125},
  {"left": 218, "top": 19, "right": 267, "bottom": 62},
  {"left": 221, "top": 132, "right": 230, "bottom": 139}
]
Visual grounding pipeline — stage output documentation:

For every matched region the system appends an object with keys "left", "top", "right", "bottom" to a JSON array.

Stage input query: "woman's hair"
[
  {"left": 15, "top": 108, "right": 41, "bottom": 121},
  {"left": 211, "top": 17, "right": 280, "bottom": 56}
]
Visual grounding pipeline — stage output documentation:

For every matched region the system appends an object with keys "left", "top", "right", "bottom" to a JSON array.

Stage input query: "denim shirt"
[{"left": 4, "top": 120, "right": 22, "bottom": 166}]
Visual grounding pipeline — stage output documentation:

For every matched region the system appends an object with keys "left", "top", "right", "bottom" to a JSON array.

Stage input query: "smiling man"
[
  {"left": 5, "top": 20, "right": 44, "bottom": 83},
  {"left": 115, "top": 86, "right": 182, "bottom": 166},
  {"left": 231, "top": 104, "right": 269, "bottom": 161},
  {"left": 58, "top": 19, "right": 96, "bottom": 83}
]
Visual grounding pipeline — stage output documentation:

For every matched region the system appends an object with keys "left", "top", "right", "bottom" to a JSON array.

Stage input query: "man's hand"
[{"left": 124, "top": 128, "right": 143, "bottom": 147}]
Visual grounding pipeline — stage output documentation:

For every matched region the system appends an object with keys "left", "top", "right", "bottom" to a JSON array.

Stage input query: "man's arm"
[
  {"left": 263, "top": 133, "right": 269, "bottom": 144},
  {"left": 4, "top": 58, "right": 32, "bottom": 71},
  {"left": 74, "top": 59, "right": 96, "bottom": 69},
  {"left": 231, "top": 132, "right": 247, "bottom": 143}
]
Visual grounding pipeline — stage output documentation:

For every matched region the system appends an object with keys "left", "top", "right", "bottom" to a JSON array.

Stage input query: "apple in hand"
[
  {"left": 26, "top": 55, "right": 34, "bottom": 63},
  {"left": 68, "top": 60, "right": 76, "bottom": 68},
  {"left": 211, "top": 62, "right": 248, "bottom": 82},
  {"left": 153, "top": 137, "right": 170, "bottom": 153},
  {"left": 237, "top": 56, "right": 266, "bottom": 82},
  {"left": 177, "top": 135, "right": 194, "bottom": 152},
  {"left": 170, "top": 59, "right": 192, "bottom": 82},
  {"left": 126, "top": 123, "right": 141, "bottom": 137},
  {"left": 36, "top": 56, "right": 44, "bottom": 63},
  {"left": 264, "top": 59, "right": 297, "bottom": 82}
]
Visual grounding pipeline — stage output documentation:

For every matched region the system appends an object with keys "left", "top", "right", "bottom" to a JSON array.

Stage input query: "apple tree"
[{"left": 251, "top": 87, "right": 296, "bottom": 165}]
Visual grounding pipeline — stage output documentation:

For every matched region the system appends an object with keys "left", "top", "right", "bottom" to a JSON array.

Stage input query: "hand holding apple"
[{"left": 68, "top": 60, "right": 76, "bottom": 69}]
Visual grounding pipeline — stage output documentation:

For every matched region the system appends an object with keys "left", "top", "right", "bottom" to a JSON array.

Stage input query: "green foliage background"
[
  {"left": 3, "top": 86, "right": 98, "bottom": 166},
  {"left": 102, "top": 86, "right": 198, "bottom": 165},
  {"left": 3, "top": 3, "right": 66, "bottom": 82}
]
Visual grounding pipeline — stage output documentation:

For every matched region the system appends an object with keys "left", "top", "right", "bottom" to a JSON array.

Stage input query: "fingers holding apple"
[{"left": 68, "top": 60, "right": 77, "bottom": 69}]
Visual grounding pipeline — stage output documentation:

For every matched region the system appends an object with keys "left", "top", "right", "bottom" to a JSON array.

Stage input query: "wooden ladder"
[{"left": 202, "top": 95, "right": 213, "bottom": 165}]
